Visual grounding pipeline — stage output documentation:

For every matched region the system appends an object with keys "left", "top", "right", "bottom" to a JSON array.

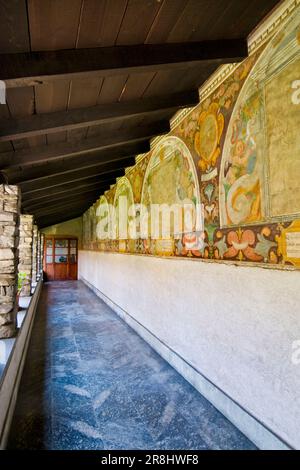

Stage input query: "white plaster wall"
[{"left": 79, "top": 250, "right": 300, "bottom": 449}]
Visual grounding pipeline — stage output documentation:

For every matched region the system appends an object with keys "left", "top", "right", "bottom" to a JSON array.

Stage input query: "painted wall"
[
  {"left": 42, "top": 216, "right": 83, "bottom": 248},
  {"left": 77, "top": 6, "right": 300, "bottom": 449},
  {"left": 79, "top": 251, "right": 300, "bottom": 449}
]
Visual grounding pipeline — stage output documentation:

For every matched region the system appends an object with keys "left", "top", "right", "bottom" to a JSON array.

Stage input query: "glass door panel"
[
  {"left": 69, "top": 239, "right": 77, "bottom": 263},
  {"left": 46, "top": 239, "right": 53, "bottom": 264},
  {"left": 55, "top": 239, "right": 68, "bottom": 263}
]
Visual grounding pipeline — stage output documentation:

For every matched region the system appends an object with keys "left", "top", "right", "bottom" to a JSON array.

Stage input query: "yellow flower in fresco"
[{"left": 194, "top": 103, "right": 224, "bottom": 172}]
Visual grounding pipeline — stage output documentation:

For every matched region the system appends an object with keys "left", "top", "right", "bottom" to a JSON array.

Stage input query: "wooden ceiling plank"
[
  {"left": 224, "top": 0, "right": 280, "bottom": 39},
  {"left": 5, "top": 142, "right": 148, "bottom": 186},
  {"left": 5, "top": 87, "right": 35, "bottom": 118},
  {"left": 28, "top": 193, "right": 99, "bottom": 213},
  {"left": 16, "top": 161, "right": 130, "bottom": 191},
  {"left": 34, "top": 79, "right": 71, "bottom": 145},
  {"left": 97, "top": 74, "right": 128, "bottom": 104},
  {"left": 145, "top": 0, "right": 189, "bottom": 44},
  {"left": 1, "top": 123, "right": 161, "bottom": 169},
  {"left": 0, "top": 90, "right": 198, "bottom": 142},
  {"left": 35, "top": 80, "right": 70, "bottom": 113},
  {"left": 32, "top": 198, "right": 97, "bottom": 217},
  {"left": 37, "top": 210, "right": 85, "bottom": 228},
  {"left": 67, "top": 75, "right": 104, "bottom": 142},
  {"left": 28, "top": 0, "right": 83, "bottom": 51},
  {"left": 166, "top": 0, "right": 212, "bottom": 43},
  {"left": 21, "top": 175, "right": 117, "bottom": 199},
  {"left": 116, "top": 0, "right": 162, "bottom": 46},
  {"left": 119, "top": 71, "right": 156, "bottom": 102},
  {"left": 23, "top": 185, "right": 110, "bottom": 210},
  {"left": 77, "top": 0, "right": 128, "bottom": 48},
  {"left": 46, "top": 131, "right": 68, "bottom": 145},
  {"left": 31, "top": 193, "right": 100, "bottom": 214},
  {"left": 1, "top": 39, "right": 248, "bottom": 87}
]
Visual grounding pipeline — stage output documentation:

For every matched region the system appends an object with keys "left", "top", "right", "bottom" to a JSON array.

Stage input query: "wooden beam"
[
  {"left": 22, "top": 182, "right": 112, "bottom": 207},
  {"left": 23, "top": 188, "right": 105, "bottom": 212},
  {"left": 7, "top": 143, "right": 144, "bottom": 186},
  {"left": 32, "top": 198, "right": 97, "bottom": 218},
  {"left": 1, "top": 40, "right": 248, "bottom": 87},
  {"left": 31, "top": 196, "right": 98, "bottom": 217},
  {"left": 16, "top": 159, "right": 131, "bottom": 193},
  {"left": 1, "top": 122, "right": 164, "bottom": 168},
  {"left": 0, "top": 91, "right": 197, "bottom": 142}
]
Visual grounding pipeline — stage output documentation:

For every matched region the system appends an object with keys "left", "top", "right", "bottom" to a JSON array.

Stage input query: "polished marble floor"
[{"left": 8, "top": 281, "right": 256, "bottom": 450}]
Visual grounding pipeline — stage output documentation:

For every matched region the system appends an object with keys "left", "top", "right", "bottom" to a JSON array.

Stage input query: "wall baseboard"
[{"left": 80, "top": 275, "right": 291, "bottom": 450}]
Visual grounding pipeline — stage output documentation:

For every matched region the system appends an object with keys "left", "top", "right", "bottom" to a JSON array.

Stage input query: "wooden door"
[{"left": 44, "top": 237, "right": 78, "bottom": 281}]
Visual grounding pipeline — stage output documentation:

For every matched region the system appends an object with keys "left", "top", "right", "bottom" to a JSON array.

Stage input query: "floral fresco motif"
[{"left": 214, "top": 225, "right": 278, "bottom": 263}]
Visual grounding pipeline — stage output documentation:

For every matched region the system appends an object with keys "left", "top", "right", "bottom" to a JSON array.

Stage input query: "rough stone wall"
[
  {"left": 18, "top": 214, "right": 33, "bottom": 297},
  {"left": 0, "top": 185, "right": 21, "bottom": 339},
  {"left": 40, "top": 233, "right": 44, "bottom": 276},
  {"left": 36, "top": 231, "right": 41, "bottom": 278},
  {"left": 32, "top": 224, "right": 38, "bottom": 284}
]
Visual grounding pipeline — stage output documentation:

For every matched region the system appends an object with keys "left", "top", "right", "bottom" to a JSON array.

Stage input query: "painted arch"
[{"left": 220, "top": 9, "right": 300, "bottom": 227}]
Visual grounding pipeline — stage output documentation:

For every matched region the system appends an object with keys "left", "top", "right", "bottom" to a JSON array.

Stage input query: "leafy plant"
[{"left": 17, "top": 271, "right": 28, "bottom": 293}]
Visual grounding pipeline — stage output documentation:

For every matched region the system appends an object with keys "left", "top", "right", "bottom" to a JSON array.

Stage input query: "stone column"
[
  {"left": 31, "top": 224, "right": 38, "bottom": 286},
  {"left": 0, "top": 185, "right": 21, "bottom": 339},
  {"left": 40, "top": 233, "right": 44, "bottom": 277},
  {"left": 18, "top": 214, "right": 34, "bottom": 297},
  {"left": 36, "top": 231, "right": 41, "bottom": 279}
]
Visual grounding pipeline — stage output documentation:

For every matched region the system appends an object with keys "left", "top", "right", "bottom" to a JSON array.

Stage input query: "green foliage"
[{"left": 17, "top": 271, "right": 28, "bottom": 292}]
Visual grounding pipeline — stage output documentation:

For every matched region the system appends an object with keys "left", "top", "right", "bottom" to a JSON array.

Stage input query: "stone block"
[
  {"left": 0, "top": 323, "right": 16, "bottom": 338},
  {"left": 3, "top": 199, "right": 18, "bottom": 213},
  {"left": 0, "top": 185, "right": 19, "bottom": 195},
  {"left": 0, "top": 303, "right": 13, "bottom": 316},
  {"left": 3, "top": 225, "right": 17, "bottom": 237},
  {"left": 0, "top": 311, "right": 13, "bottom": 325},
  {"left": 0, "top": 260, "right": 15, "bottom": 273},
  {"left": 0, "top": 235, "right": 15, "bottom": 248},
  {"left": 0, "top": 248, "right": 14, "bottom": 260},
  {"left": 0, "top": 212, "right": 16, "bottom": 222}
]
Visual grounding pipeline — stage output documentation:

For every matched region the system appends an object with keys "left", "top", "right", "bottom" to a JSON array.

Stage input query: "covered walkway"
[{"left": 8, "top": 281, "right": 254, "bottom": 450}]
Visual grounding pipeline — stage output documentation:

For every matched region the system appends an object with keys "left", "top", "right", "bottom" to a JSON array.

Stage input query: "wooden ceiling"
[{"left": 0, "top": 0, "right": 280, "bottom": 227}]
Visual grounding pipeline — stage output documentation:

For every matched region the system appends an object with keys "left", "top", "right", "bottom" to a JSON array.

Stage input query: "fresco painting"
[
  {"left": 82, "top": 10, "right": 300, "bottom": 270},
  {"left": 266, "top": 56, "right": 300, "bottom": 217},
  {"left": 139, "top": 136, "right": 201, "bottom": 256},
  {"left": 220, "top": 87, "right": 264, "bottom": 227}
]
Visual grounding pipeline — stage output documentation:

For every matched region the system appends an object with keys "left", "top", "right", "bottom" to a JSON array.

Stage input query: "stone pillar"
[
  {"left": 18, "top": 214, "right": 33, "bottom": 297},
  {"left": 0, "top": 185, "right": 21, "bottom": 339},
  {"left": 36, "top": 231, "right": 41, "bottom": 279},
  {"left": 40, "top": 233, "right": 44, "bottom": 277},
  {"left": 32, "top": 224, "right": 38, "bottom": 287}
]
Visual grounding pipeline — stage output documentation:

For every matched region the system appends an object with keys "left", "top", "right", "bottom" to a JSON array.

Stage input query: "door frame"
[{"left": 43, "top": 235, "right": 78, "bottom": 281}]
